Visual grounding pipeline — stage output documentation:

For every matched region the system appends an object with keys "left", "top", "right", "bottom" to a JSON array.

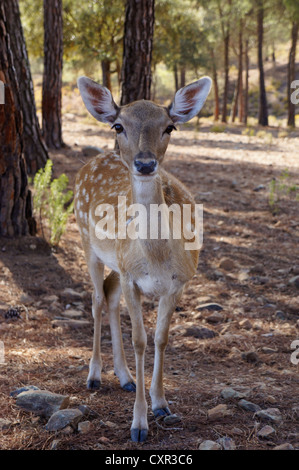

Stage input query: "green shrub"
[
  {"left": 268, "top": 168, "right": 299, "bottom": 214},
  {"left": 32, "top": 160, "right": 74, "bottom": 246}
]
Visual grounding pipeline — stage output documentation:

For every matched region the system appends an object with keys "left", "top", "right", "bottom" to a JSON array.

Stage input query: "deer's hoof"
[
  {"left": 153, "top": 407, "right": 171, "bottom": 418},
  {"left": 131, "top": 428, "right": 148, "bottom": 442},
  {"left": 122, "top": 381, "right": 136, "bottom": 392},
  {"left": 87, "top": 379, "right": 101, "bottom": 390}
]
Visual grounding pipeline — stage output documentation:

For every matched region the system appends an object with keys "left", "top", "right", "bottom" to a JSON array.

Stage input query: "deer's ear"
[
  {"left": 169, "top": 77, "right": 212, "bottom": 124},
  {"left": 77, "top": 76, "right": 119, "bottom": 124}
]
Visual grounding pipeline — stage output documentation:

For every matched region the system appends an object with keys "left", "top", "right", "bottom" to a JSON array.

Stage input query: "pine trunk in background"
[
  {"left": 42, "top": 0, "right": 64, "bottom": 149},
  {"left": 101, "top": 59, "right": 112, "bottom": 91},
  {"left": 5, "top": 0, "right": 48, "bottom": 174},
  {"left": 221, "top": 33, "right": 230, "bottom": 123},
  {"left": 243, "top": 39, "right": 249, "bottom": 124},
  {"left": 120, "top": 0, "right": 155, "bottom": 105},
  {"left": 211, "top": 50, "right": 220, "bottom": 121},
  {"left": 287, "top": 21, "right": 298, "bottom": 128},
  {"left": 0, "top": 3, "right": 35, "bottom": 237},
  {"left": 257, "top": 0, "right": 268, "bottom": 126}
]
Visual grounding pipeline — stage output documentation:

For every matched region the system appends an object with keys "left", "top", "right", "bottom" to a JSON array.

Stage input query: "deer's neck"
[{"left": 130, "top": 173, "right": 165, "bottom": 207}]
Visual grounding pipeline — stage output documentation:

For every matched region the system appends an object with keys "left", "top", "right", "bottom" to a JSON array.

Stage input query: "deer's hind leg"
[
  {"left": 104, "top": 270, "right": 135, "bottom": 391},
  {"left": 85, "top": 249, "right": 105, "bottom": 390}
]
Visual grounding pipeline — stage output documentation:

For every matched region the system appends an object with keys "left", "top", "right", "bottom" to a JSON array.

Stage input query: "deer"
[{"left": 74, "top": 75, "right": 212, "bottom": 442}]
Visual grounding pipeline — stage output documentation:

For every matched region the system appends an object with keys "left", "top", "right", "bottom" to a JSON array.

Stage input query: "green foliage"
[
  {"left": 268, "top": 168, "right": 299, "bottom": 214},
  {"left": 33, "top": 160, "right": 74, "bottom": 246}
]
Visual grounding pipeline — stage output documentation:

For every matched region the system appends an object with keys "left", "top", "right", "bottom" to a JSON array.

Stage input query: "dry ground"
[{"left": 0, "top": 115, "right": 298, "bottom": 450}]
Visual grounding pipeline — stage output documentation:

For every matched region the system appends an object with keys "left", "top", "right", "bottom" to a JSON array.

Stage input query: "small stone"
[
  {"left": 255, "top": 408, "right": 282, "bottom": 423},
  {"left": 105, "top": 420, "right": 118, "bottom": 428},
  {"left": 253, "top": 184, "right": 266, "bottom": 192},
  {"left": 10, "top": 385, "right": 40, "bottom": 397},
  {"left": 199, "top": 440, "right": 222, "bottom": 450},
  {"left": 43, "top": 295, "right": 59, "bottom": 304},
  {"left": 291, "top": 265, "right": 299, "bottom": 275},
  {"left": 257, "top": 425, "right": 275, "bottom": 439},
  {"left": 82, "top": 146, "right": 104, "bottom": 157},
  {"left": 60, "top": 310, "right": 84, "bottom": 319},
  {"left": 78, "top": 404, "right": 98, "bottom": 418},
  {"left": 163, "top": 414, "right": 181, "bottom": 425},
  {"left": 16, "top": 390, "right": 69, "bottom": 418},
  {"left": 196, "top": 303, "right": 223, "bottom": 312},
  {"left": 78, "top": 420, "right": 91, "bottom": 434},
  {"left": 61, "top": 288, "right": 86, "bottom": 301},
  {"left": 238, "top": 399, "right": 261, "bottom": 413},
  {"left": 61, "top": 425, "right": 74, "bottom": 435},
  {"left": 238, "top": 319, "right": 253, "bottom": 330},
  {"left": 207, "top": 404, "right": 232, "bottom": 421},
  {"left": 242, "top": 351, "right": 260, "bottom": 363},
  {"left": 261, "top": 347, "right": 278, "bottom": 354},
  {"left": 220, "top": 387, "right": 244, "bottom": 400},
  {"left": 183, "top": 326, "right": 217, "bottom": 339},
  {"left": 288, "top": 276, "right": 299, "bottom": 289},
  {"left": 217, "top": 437, "right": 236, "bottom": 450},
  {"left": 218, "top": 258, "right": 236, "bottom": 271},
  {"left": 206, "top": 312, "right": 224, "bottom": 324},
  {"left": 275, "top": 310, "right": 286, "bottom": 320},
  {"left": 265, "top": 395, "right": 276, "bottom": 404},
  {"left": 273, "top": 443, "right": 294, "bottom": 450},
  {"left": 45, "top": 408, "right": 83, "bottom": 431},
  {"left": 20, "top": 294, "right": 34, "bottom": 305},
  {"left": 52, "top": 319, "right": 90, "bottom": 329},
  {"left": 0, "top": 418, "right": 12, "bottom": 430}
]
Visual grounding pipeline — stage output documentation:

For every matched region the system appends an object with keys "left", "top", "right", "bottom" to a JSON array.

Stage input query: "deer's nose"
[{"left": 134, "top": 159, "right": 157, "bottom": 175}]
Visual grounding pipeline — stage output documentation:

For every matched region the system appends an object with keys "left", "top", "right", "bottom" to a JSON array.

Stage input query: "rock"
[
  {"left": 61, "top": 288, "right": 86, "bottom": 301},
  {"left": 261, "top": 347, "right": 278, "bottom": 354},
  {"left": 0, "top": 418, "right": 12, "bottom": 430},
  {"left": 16, "top": 390, "right": 69, "bottom": 418},
  {"left": 206, "top": 312, "right": 224, "bottom": 324},
  {"left": 218, "top": 258, "right": 236, "bottom": 271},
  {"left": 207, "top": 404, "right": 232, "bottom": 421},
  {"left": 220, "top": 387, "right": 244, "bottom": 400},
  {"left": 196, "top": 303, "right": 223, "bottom": 312},
  {"left": 255, "top": 408, "right": 282, "bottom": 423},
  {"left": 217, "top": 437, "right": 236, "bottom": 450},
  {"left": 291, "top": 265, "right": 299, "bottom": 275},
  {"left": 82, "top": 146, "right": 104, "bottom": 157},
  {"left": 42, "top": 295, "right": 59, "bottom": 304},
  {"left": 78, "top": 420, "right": 91, "bottom": 434},
  {"left": 199, "top": 440, "right": 222, "bottom": 450},
  {"left": 20, "top": 293, "right": 34, "bottom": 305},
  {"left": 163, "top": 414, "right": 181, "bottom": 425},
  {"left": 253, "top": 184, "right": 266, "bottom": 192},
  {"left": 238, "top": 399, "right": 261, "bottom": 413},
  {"left": 238, "top": 319, "right": 253, "bottom": 330},
  {"left": 78, "top": 404, "right": 98, "bottom": 418},
  {"left": 273, "top": 443, "right": 294, "bottom": 450},
  {"left": 45, "top": 408, "right": 83, "bottom": 431},
  {"left": 10, "top": 385, "right": 40, "bottom": 397},
  {"left": 52, "top": 319, "right": 90, "bottom": 329},
  {"left": 60, "top": 309, "right": 84, "bottom": 319},
  {"left": 257, "top": 425, "right": 275, "bottom": 439},
  {"left": 242, "top": 351, "right": 260, "bottom": 363},
  {"left": 249, "top": 264, "right": 264, "bottom": 275},
  {"left": 183, "top": 326, "right": 217, "bottom": 339},
  {"left": 275, "top": 310, "right": 286, "bottom": 320},
  {"left": 288, "top": 276, "right": 299, "bottom": 289}
]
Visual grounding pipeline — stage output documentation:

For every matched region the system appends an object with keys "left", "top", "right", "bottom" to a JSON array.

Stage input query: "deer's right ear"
[{"left": 77, "top": 76, "right": 119, "bottom": 124}]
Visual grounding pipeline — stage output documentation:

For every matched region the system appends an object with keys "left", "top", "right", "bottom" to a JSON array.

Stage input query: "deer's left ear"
[{"left": 169, "top": 77, "right": 212, "bottom": 124}]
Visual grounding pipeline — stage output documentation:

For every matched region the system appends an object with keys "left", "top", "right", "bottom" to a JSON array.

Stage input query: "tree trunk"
[
  {"left": 230, "top": 81, "right": 239, "bottom": 122},
  {"left": 222, "top": 33, "right": 230, "bottom": 123},
  {"left": 0, "top": 3, "right": 35, "bottom": 237},
  {"left": 211, "top": 50, "right": 219, "bottom": 121},
  {"left": 120, "top": 0, "right": 155, "bottom": 105},
  {"left": 243, "top": 39, "right": 249, "bottom": 124},
  {"left": 180, "top": 67, "right": 186, "bottom": 88},
  {"left": 42, "top": 0, "right": 64, "bottom": 149},
  {"left": 101, "top": 59, "right": 112, "bottom": 91},
  {"left": 174, "top": 64, "right": 179, "bottom": 92},
  {"left": 287, "top": 21, "right": 298, "bottom": 128},
  {"left": 5, "top": 0, "right": 48, "bottom": 175},
  {"left": 257, "top": 0, "right": 268, "bottom": 126},
  {"left": 238, "top": 24, "right": 244, "bottom": 123}
]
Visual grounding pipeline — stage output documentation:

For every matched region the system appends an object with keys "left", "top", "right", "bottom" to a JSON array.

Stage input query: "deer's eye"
[
  {"left": 112, "top": 123, "right": 124, "bottom": 134},
  {"left": 164, "top": 125, "right": 176, "bottom": 135}
]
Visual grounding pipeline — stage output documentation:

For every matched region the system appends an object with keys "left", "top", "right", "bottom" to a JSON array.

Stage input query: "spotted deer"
[{"left": 75, "top": 76, "right": 212, "bottom": 442}]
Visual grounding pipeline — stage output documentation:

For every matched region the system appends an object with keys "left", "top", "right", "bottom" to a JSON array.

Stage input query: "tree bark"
[
  {"left": 5, "top": 0, "right": 48, "bottom": 175},
  {"left": 287, "top": 21, "right": 298, "bottom": 128},
  {"left": 243, "top": 39, "right": 249, "bottom": 124},
  {"left": 0, "top": 3, "right": 35, "bottom": 237},
  {"left": 42, "top": 0, "right": 64, "bottom": 149},
  {"left": 120, "top": 0, "right": 155, "bottom": 105},
  {"left": 222, "top": 33, "right": 230, "bottom": 123},
  {"left": 174, "top": 64, "right": 179, "bottom": 92},
  {"left": 238, "top": 24, "right": 244, "bottom": 123},
  {"left": 101, "top": 59, "right": 112, "bottom": 91},
  {"left": 211, "top": 49, "right": 219, "bottom": 121},
  {"left": 257, "top": 0, "right": 268, "bottom": 126}
]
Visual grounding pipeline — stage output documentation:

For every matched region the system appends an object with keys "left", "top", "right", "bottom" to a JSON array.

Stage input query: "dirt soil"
[{"left": 0, "top": 116, "right": 299, "bottom": 450}]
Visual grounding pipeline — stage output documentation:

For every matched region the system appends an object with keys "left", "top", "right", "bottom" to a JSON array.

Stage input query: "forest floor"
[{"left": 0, "top": 115, "right": 299, "bottom": 450}]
